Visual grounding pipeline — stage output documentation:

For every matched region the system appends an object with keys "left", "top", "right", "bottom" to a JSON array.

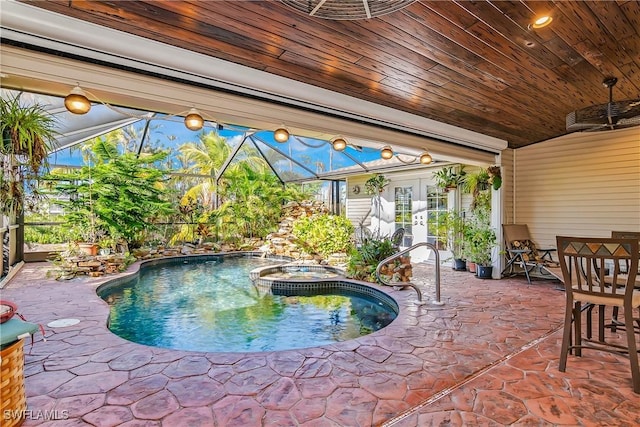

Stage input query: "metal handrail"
[{"left": 375, "top": 242, "right": 442, "bottom": 305}]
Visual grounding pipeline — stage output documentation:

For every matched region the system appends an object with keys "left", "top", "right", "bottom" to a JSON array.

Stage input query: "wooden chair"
[
  {"left": 502, "top": 224, "right": 559, "bottom": 284},
  {"left": 609, "top": 231, "right": 640, "bottom": 333},
  {"left": 556, "top": 236, "right": 640, "bottom": 393}
]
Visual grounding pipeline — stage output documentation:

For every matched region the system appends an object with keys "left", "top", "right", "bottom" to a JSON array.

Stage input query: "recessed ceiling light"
[{"left": 531, "top": 15, "right": 552, "bottom": 29}]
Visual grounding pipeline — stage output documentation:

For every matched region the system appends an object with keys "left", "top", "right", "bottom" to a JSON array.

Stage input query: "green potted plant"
[
  {"left": 0, "top": 94, "right": 57, "bottom": 217},
  {"left": 429, "top": 209, "right": 467, "bottom": 270},
  {"left": 464, "top": 203, "right": 496, "bottom": 279},
  {"left": 432, "top": 166, "right": 466, "bottom": 192},
  {"left": 98, "top": 235, "right": 117, "bottom": 255},
  {"left": 464, "top": 168, "right": 490, "bottom": 193},
  {"left": 364, "top": 173, "right": 390, "bottom": 195}
]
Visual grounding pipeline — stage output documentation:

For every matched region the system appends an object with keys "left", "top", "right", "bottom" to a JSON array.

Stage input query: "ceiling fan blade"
[
  {"left": 566, "top": 99, "right": 640, "bottom": 131},
  {"left": 566, "top": 76, "right": 640, "bottom": 132}
]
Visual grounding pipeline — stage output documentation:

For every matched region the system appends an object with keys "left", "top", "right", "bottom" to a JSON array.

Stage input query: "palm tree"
[{"left": 179, "top": 131, "right": 268, "bottom": 208}]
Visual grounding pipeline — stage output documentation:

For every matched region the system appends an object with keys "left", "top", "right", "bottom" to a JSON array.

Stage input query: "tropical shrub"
[
  {"left": 24, "top": 224, "right": 68, "bottom": 245},
  {"left": 346, "top": 236, "right": 396, "bottom": 282},
  {"left": 292, "top": 214, "right": 354, "bottom": 258},
  {"left": 46, "top": 137, "right": 174, "bottom": 247}
]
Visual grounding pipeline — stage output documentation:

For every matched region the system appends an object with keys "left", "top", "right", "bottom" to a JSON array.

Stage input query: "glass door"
[
  {"left": 426, "top": 185, "right": 448, "bottom": 248},
  {"left": 394, "top": 186, "right": 413, "bottom": 247}
]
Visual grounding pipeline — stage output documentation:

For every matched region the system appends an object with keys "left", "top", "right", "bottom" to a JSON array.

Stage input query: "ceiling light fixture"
[
  {"left": 184, "top": 108, "right": 204, "bottom": 131},
  {"left": 64, "top": 85, "right": 91, "bottom": 114},
  {"left": 419, "top": 152, "right": 433, "bottom": 165},
  {"left": 273, "top": 126, "right": 290, "bottom": 143},
  {"left": 331, "top": 136, "right": 348, "bottom": 151},
  {"left": 530, "top": 15, "right": 552, "bottom": 29},
  {"left": 380, "top": 146, "right": 394, "bottom": 160}
]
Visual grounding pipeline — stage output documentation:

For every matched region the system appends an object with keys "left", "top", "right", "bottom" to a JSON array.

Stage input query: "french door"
[{"left": 392, "top": 179, "right": 448, "bottom": 262}]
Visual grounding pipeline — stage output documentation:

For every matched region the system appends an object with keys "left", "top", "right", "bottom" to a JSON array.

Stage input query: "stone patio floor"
[{"left": 1, "top": 259, "right": 639, "bottom": 426}]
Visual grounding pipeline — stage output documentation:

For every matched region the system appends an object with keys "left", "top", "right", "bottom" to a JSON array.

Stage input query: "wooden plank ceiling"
[{"left": 21, "top": 0, "right": 640, "bottom": 148}]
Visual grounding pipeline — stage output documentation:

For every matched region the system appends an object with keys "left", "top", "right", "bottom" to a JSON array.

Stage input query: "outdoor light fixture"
[
  {"left": 380, "top": 146, "right": 394, "bottom": 160},
  {"left": 530, "top": 15, "right": 552, "bottom": 29},
  {"left": 273, "top": 126, "right": 290, "bottom": 143},
  {"left": 331, "top": 136, "right": 348, "bottom": 151},
  {"left": 184, "top": 108, "right": 204, "bottom": 131},
  {"left": 419, "top": 152, "right": 433, "bottom": 165},
  {"left": 64, "top": 86, "right": 91, "bottom": 114}
]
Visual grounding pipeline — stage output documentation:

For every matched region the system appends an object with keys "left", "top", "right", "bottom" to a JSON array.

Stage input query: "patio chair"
[
  {"left": 501, "top": 224, "right": 559, "bottom": 284},
  {"left": 556, "top": 235, "right": 640, "bottom": 393},
  {"left": 609, "top": 231, "right": 640, "bottom": 333}
]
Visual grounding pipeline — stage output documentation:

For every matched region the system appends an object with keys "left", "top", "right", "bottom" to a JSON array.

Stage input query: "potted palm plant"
[{"left": 0, "top": 94, "right": 57, "bottom": 217}]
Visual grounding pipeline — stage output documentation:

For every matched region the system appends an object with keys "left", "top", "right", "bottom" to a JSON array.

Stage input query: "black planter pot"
[
  {"left": 476, "top": 265, "right": 493, "bottom": 279},
  {"left": 452, "top": 258, "right": 466, "bottom": 271}
]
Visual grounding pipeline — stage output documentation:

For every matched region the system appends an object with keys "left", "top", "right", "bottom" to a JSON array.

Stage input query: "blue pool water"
[{"left": 98, "top": 256, "right": 397, "bottom": 352}]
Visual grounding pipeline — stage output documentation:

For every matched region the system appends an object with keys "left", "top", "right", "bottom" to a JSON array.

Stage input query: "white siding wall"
[
  {"left": 346, "top": 166, "right": 482, "bottom": 242},
  {"left": 346, "top": 176, "right": 373, "bottom": 228},
  {"left": 513, "top": 127, "right": 640, "bottom": 249}
]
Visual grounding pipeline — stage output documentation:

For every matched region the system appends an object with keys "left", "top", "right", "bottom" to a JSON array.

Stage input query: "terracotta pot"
[
  {"left": 466, "top": 261, "right": 476, "bottom": 273},
  {"left": 78, "top": 242, "right": 98, "bottom": 256}
]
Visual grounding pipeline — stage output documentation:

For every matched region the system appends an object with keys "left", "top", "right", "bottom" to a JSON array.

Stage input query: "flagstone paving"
[{"left": 2, "top": 259, "right": 639, "bottom": 426}]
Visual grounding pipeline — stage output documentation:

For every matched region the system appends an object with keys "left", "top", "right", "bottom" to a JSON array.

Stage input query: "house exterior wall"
[
  {"left": 512, "top": 127, "right": 640, "bottom": 249},
  {"left": 346, "top": 175, "right": 374, "bottom": 229},
  {"left": 345, "top": 166, "right": 486, "bottom": 263}
]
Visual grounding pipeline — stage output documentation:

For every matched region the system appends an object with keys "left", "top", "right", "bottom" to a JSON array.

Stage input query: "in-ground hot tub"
[{"left": 250, "top": 263, "right": 343, "bottom": 281}]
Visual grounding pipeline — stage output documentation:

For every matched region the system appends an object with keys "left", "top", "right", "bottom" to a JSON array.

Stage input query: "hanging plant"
[
  {"left": 0, "top": 94, "right": 57, "bottom": 217},
  {"left": 364, "top": 174, "right": 390, "bottom": 195},
  {"left": 464, "top": 168, "right": 490, "bottom": 195},
  {"left": 487, "top": 165, "right": 502, "bottom": 190},
  {"left": 432, "top": 166, "right": 466, "bottom": 192},
  {"left": 0, "top": 94, "right": 56, "bottom": 175}
]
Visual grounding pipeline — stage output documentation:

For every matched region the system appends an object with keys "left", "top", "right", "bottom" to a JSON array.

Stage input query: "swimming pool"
[{"left": 97, "top": 255, "right": 397, "bottom": 352}]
